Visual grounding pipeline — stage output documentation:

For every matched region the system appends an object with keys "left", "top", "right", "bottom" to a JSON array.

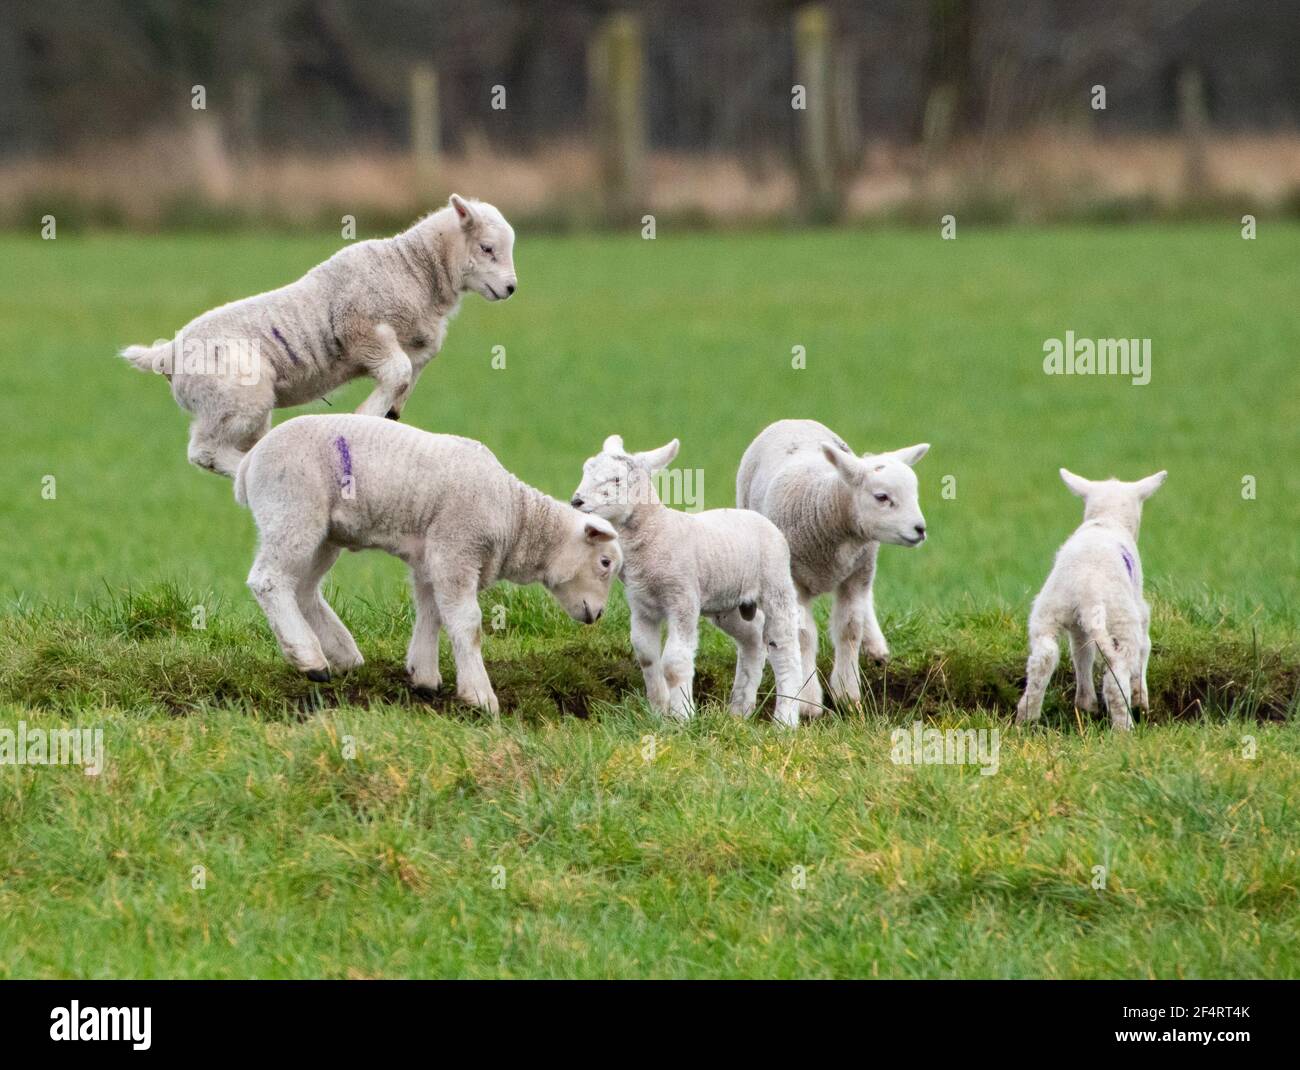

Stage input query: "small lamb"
[
  {"left": 737, "top": 419, "right": 929, "bottom": 711},
  {"left": 122, "top": 194, "right": 517, "bottom": 478},
  {"left": 570, "top": 435, "right": 808, "bottom": 728},
  {"left": 235, "top": 414, "right": 621, "bottom": 714},
  {"left": 1015, "top": 468, "right": 1167, "bottom": 731}
]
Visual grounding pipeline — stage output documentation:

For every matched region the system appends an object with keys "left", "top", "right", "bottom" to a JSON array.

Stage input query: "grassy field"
[{"left": 1, "top": 224, "right": 1297, "bottom": 977}]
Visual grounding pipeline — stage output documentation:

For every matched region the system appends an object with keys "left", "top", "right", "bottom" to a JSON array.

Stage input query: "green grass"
[{"left": 0, "top": 224, "right": 1297, "bottom": 977}]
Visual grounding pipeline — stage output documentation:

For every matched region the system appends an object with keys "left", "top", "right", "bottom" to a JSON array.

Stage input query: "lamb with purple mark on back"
[
  {"left": 120, "top": 194, "right": 518, "bottom": 479},
  {"left": 234, "top": 414, "right": 621, "bottom": 714},
  {"left": 1015, "top": 467, "right": 1167, "bottom": 731}
]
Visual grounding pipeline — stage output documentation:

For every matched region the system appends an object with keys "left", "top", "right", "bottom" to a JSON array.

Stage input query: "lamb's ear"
[
  {"left": 602, "top": 434, "right": 625, "bottom": 454},
  {"left": 636, "top": 438, "right": 679, "bottom": 473},
  {"left": 449, "top": 193, "right": 478, "bottom": 231},
  {"left": 1059, "top": 468, "right": 1092, "bottom": 498},
  {"left": 890, "top": 443, "right": 930, "bottom": 467},
  {"left": 583, "top": 516, "right": 618, "bottom": 543},
  {"left": 1134, "top": 470, "right": 1168, "bottom": 500},
  {"left": 822, "top": 442, "right": 865, "bottom": 486}
]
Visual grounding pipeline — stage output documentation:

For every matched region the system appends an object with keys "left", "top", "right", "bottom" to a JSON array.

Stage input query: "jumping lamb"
[
  {"left": 1015, "top": 468, "right": 1167, "bottom": 731},
  {"left": 121, "top": 194, "right": 517, "bottom": 478},
  {"left": 570, "top": 435, "right": 809, "bottom": 728},
  {"left": 235, "top": 414, "right": 620, "bottom": 714},
  {"left": 737, "top": 419, "right": 929, "bottom": 711}
]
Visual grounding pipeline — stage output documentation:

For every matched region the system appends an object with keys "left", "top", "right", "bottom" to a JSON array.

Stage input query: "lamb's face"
[
  {"left": 545, "top": 514, "right": 622, "bottom": 624},
  {"left": 570, "top": 435, "right": 679, "bottom": 527},
  {"left": 823, "top": 442, "right": 930, "bottom": 547},
  {"left": 449, "top": 194, "right": 518, "bottom": 302},
  {"left": 1061, "top": 468, "right": 1167, "bottom": 536}
]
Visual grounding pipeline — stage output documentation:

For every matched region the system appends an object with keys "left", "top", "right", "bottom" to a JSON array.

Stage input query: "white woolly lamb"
[
  {"left": 1015, "top": 468, "right": 1167, "bottom": 731},
  {"left": 121, "top": 194, "right": 517, "bottom": 478},
  {"left": 571, "top": 435, "right": 808, "bottom": 728},
  {"left": 737, "top": 419, "right": 929, "bottom": 711},
  {"left": 235, "top": 414, "right": 620, "bottom": 714}
]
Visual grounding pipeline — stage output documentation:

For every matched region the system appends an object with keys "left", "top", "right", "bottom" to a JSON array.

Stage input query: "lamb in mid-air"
[
  {"left": 737, "top": 419, "right": 930, "bottom": 712},
  {"left": 234, "top": 414, "right": 620, "bottom": 714},
  {"left": 120, "top": 194, "right": 517, "bottom": 478},
  {"left": 570, "top": 435, "right": 809, "bottom": 728},
  {"left": 1015, "top": 468, "right": 1166, "bottom": 730}
]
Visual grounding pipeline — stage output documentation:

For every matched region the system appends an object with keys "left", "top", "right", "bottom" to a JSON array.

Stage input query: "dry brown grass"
[{"left": 4, "top": 119, "right": 1297, "bottom": 229}]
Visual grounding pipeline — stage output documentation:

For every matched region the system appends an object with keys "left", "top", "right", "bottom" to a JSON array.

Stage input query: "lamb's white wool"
[
  {"left": 737, "top": 419, "right": 929, "bottom": 711},
  {"left": 571, "top": 434, "right": 809, "bottom": 728},
  {"left": 121, "top": 193, "right": 517, "bottom": 479},
  {"left": 1015, "top": 467, "right": 1167, "bottom": 731},
  {"left": 235, "top": 414, "right": 619, "bottom": 714}
]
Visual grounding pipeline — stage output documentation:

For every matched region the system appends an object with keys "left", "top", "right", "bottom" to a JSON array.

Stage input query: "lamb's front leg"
[
  {"left": 829, "top": 573, "right": 872, "bottom": 707},
  {"left": 354, "top": 324, "right": 414, "bottom": 419},
  {"left": 433, "top": 575, "right": 498, "bottom": 715},
  {"left": 660, "top": 602, "right": 701, "bottom": 722},
  {"left": 629, "top": 607, "right": 669, "bottom": 713}
]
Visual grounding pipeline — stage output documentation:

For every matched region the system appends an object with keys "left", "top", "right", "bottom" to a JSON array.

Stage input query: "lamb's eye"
[
  {"left": 600, "top": 556, "right": 612, "bottom": 569},
  {"left": 480, "top": 243, "right": 494, "bottom": 256},
  {"left": 874, "top": 492, "right": 890, "bottom": 504}
]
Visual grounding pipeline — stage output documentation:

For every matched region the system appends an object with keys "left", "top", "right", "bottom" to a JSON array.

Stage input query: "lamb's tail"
[
  {"left": 233, "top": 451, "right": 254, "bottom": 508},
  {"left": 119, "top": 342, "right": 172, "bottom": 379}
]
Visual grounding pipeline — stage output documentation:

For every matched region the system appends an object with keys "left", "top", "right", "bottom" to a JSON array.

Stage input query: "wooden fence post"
[
  {"left": 794, "top": 4, "right": 842, "bottom": 220},
  {"left": 589, "top": 13, "right": 647, "bottom": 224},
  {"left": 410, "top": 63, "right": 441, "bottom": 197}
]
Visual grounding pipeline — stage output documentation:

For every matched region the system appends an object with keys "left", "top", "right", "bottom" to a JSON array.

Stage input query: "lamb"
[
  {"left": 570, "top": 435, "right": 808, "bottom": 728},
  {"left": 737, "top": 419, "right": 930, "bottom": 712},
  {"left": 234, "top": 413, "right": 621, "bottom": 714},
  {"left": 121, "top": 194, "right": 517, "bottom": 479},
  {"left": 1015, "top": 468, "right": 1167, "bottom": 731}
]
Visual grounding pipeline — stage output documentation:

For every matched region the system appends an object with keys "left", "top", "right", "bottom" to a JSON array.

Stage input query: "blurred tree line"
[{"left": 2, "top": 0, "right": 1298, "bottom": 159}]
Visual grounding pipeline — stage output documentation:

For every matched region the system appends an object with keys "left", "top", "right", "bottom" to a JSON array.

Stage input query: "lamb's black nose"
[
  {"left": 571, "top": 496, "right": 584, "bottom": 509},
  {"left": 914, "top": 524, "right": 927, "bottom": 537},
  {"left": 506, "top": 283, "right": 516, "bottom": 296}
]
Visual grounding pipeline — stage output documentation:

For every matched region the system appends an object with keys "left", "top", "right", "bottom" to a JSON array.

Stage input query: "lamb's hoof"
[
  {"left": 305, "top": 668, "right": 331, "bottom": 683},
  {"left": 411, "top": 685, "right": 439, "bottom": 702},
  {"left": 385, "top": 408, "right": 400, "bottom": 420}
]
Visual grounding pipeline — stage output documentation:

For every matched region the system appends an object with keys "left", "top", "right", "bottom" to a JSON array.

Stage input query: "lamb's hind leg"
[
  {"left": 405, "top": 568, "right": 443, "bottom": 695},
  {"left": 1016, "top": 625, "right": 1060, "bottom": 725},
  {"left": 296, "top": 544, "right": 363, "bottom": 672},
  {"left": 1068, "top": 627, "right": 1097, "bottom": 712},
  {"left": 354, "top": 324, "right": 414, "bottom": 419},
  {"left": 795, "top": 594, "right": 824, "bottom": 716},
  {"left": 1100, "top": 637, "right": 1137, "bottom": 732},
  {"left": 186, "top": 386, "right": 273, "bottom": 478},
  {"left": 248, "top": 538, "right": 330, "bottom": 681},
  {"left": 712, "top": 607, "right": 765, "bottom": 718},
  {"left": 763, "top": 595, "right": 805, "bottom": 729}
]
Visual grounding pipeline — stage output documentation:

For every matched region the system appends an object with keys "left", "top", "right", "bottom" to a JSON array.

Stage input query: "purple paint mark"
[
  {"left": 333, "top": 435, "right": 354, "bottom": 495},
  {"left": 271, "top": 326, "right": 301, "bottom": 365},
  {"left": 1120, "top": 547, "right": 1136, "bottom": 583}
]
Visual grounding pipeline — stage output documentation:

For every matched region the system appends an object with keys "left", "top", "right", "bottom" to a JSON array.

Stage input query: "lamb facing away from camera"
[
  {"left": 737, "top": 419, "right": 930, "bottom": 712},
  {"left": 1015, "top": 468, "right": 1167, "bottom": 731},
  {"left": 234, "top": 414, "right": 620, "bottom": 714},
  {"left": 121, "top": 194, "right": 517, "bottom": 479},
  {"left": 571, "top": 435, "right": 809, "bottom": 728}
]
